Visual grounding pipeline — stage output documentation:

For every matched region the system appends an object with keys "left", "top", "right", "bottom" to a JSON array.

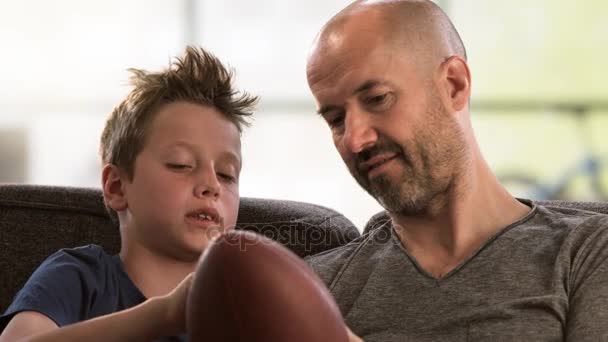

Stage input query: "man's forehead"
[
  {"left": 309, "top": 27, "right": 387, "bottom": 71},
  {"left": 308, "top": 42, "right": 396, "bottom": 87},
  {"left": 319, "top": 12, "right": 385, "bottom": 49}
]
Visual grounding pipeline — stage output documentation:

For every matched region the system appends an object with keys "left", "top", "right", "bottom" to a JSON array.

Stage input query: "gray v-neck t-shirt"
[{"left": 306, "top": 203, "right": 608, "bottom": 341}]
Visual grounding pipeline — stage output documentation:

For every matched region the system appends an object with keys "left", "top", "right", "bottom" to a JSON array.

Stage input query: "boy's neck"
[{"left": 119, "top": 245, "right": 198, "bottom": 298}]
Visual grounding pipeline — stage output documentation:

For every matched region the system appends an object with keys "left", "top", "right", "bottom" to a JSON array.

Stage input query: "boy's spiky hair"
[{"left": 100, "top": 45, "right": 258, "bottom": 179}]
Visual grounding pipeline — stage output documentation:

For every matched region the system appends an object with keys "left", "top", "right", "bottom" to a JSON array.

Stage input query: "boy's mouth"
[
  {"left": 186, "top": 207, "right": 221, "bottom": 227},
  {"left": 196, "top": 213, "right": 214, "bottom": 220}
]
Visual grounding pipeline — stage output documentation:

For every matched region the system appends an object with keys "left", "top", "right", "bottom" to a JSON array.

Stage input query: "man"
[{"left": 305, "top": 1, "right": 608, "bottom": 341}]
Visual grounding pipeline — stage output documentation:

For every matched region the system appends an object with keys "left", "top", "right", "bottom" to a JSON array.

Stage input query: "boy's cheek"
[{"left": 225, "top": 183, "right": 240, "bottom": 196}]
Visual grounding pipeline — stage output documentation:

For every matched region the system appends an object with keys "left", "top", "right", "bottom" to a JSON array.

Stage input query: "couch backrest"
[
  {"left": 363, "top": 200, "right": 608, "bottom": 234},
  {"left": 0, "top": 184, "right": 360, "bottom": 312}
]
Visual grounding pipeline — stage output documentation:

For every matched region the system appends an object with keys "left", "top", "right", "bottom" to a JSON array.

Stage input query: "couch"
[
  {"left": 0, "top": 184, "right": 361, "bottom": 315},
  {"left": 4, "top": 183, "right": 608, "bottom": 333}
]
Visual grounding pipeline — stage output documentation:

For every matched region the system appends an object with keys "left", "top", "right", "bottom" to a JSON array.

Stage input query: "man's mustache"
[{"left": 354, "top": 141, "right": 410, "bottom": 174}]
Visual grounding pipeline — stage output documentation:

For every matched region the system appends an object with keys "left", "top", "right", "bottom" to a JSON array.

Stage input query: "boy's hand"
[
  {"left": 162, "top": 273, "right": 194, "bottom": 335},
  {"left": 347, "top": 325, "right": 364, "bottom": 342},
  {"left": 159, "top": 273, "right": 363, "bottom": 341}
]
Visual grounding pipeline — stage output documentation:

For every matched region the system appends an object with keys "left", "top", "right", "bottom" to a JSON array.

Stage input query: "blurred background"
[{"left": 0, "top": 0, "right": 607, "bottom": 230}]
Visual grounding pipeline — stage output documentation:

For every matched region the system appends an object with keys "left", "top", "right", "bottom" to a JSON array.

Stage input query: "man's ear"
[
  {"left": 436, "top": 56, "right": 471, "bottom": 112},
  {"left": 101, "top": 164, "right": 128, "bottom": 211}
]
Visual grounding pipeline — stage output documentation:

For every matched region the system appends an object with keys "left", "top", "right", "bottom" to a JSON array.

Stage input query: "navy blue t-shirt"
[{"left": 0, "top": 244, "right": 185, "bottom": 341}]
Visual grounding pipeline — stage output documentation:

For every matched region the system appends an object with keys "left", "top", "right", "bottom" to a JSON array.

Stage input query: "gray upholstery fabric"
[
  {"left": 0, "top": 184, "right": 360, "bottom": 311},
  {"left": 363, "top": 200, "right": 608, "bottom": 234}
]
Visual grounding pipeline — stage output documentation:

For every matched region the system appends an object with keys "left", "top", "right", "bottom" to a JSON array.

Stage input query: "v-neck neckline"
[{"left": 390, "top": 200, "right": 538, "bottom": 284}]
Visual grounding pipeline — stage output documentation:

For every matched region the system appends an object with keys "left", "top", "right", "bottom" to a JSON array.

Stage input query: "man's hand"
[
  {"left": 346, "top": 325, "right": 364, "bottom": 342},
  {"left": 161, "top": 273, "right": 194, "bottom": 335}
]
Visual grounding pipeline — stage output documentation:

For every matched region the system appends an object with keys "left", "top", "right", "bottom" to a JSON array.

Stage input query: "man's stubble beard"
[{"left": 349, "top": 100, "right": 467, "bottom": 217}]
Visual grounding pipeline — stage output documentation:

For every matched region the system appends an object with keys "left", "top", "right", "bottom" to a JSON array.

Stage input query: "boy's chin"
[
  {"left": 170, "top": 240, "right": 211, "bottom": 262},
  {"left": 179, "top": 226, "right": 237, "bottom": 261}
]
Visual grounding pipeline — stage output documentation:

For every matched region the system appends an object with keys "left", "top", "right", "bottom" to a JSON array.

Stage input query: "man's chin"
[
  {"left": 369, "top": 182, "right": 429, "bottom": 214},
  {"left": 368, "top": 173, "right": 402, "bottom": 194}
]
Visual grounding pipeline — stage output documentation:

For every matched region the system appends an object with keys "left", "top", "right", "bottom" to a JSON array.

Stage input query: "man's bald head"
[
  {"left": 309, "top": 0, "right": 466, "bottom": 76},
  {"left": 307, "top": 1, "right": 474, "bottom": 218}
]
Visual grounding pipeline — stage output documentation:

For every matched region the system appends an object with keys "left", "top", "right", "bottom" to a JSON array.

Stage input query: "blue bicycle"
[
  {"left": 499, "top": 153, "right": 608, "bottom": 201},
  {"left": 484, "top": 102, "right": 608, "bottom": 201}
]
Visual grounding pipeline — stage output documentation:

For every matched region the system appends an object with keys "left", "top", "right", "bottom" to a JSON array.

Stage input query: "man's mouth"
[{"left": 359, "top": 153, "right": 400, "bottom": 175}]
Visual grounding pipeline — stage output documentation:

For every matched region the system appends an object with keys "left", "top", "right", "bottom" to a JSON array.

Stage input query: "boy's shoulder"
[
  {"left": 49, "top": 243, "right": 109, "bottom": 259},
  {"left": 38, "top": 244, "right": 114, "bottom": 274},
  {"left": 1, "top": 244, "right": 142, "bottom": 328}
]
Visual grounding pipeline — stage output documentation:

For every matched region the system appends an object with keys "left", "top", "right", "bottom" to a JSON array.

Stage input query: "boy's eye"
[
  {"left": 217, "top": 173, "right": 237, "bottom": 183},
  {"left": 166, "top": 163, "right": 192, "bottom": 170}
]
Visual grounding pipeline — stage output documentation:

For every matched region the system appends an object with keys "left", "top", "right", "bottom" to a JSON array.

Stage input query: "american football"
[{"left": 187, "top": 230, "right": 349, "bottom": 342}]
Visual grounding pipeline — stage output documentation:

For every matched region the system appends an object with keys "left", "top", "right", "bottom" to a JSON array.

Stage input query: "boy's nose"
[{"left": 194, "top": 173, "right": 220, "bottom": 199}]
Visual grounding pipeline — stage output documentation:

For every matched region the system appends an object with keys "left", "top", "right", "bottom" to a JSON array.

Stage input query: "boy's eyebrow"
[
  {"left": 219, "top": 150, "right": 242, "bottom": 170},
  {"left": 164, "top": 141, "right": 242, "bottom": 168},
  {"left": 162, "top": 141, "right": 197, "bottom": 154},
  {"left": 316, "top": 80, "right": 383, "bottom": 116}
]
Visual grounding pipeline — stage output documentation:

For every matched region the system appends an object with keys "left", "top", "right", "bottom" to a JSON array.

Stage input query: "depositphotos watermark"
[{"left": 200, "top": 217, "right": 394, "bottom": 254}]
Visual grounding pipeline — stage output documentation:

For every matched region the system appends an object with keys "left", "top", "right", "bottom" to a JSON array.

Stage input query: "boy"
[{"left": 0, "top": 46, "right": 258, "bottom": 341}]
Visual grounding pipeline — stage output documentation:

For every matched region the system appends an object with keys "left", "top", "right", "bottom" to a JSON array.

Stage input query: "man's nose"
[{"left": 341, "top": 110, "right": 378, "bottom": 154}]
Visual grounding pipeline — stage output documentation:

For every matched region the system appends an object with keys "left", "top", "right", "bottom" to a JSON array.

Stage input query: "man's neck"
[
  {"left": 391, "top": 159, "right": 532, "bottom": 279},
  {"left": 119, "top": 244, "right": 198, "bottom": 298}
]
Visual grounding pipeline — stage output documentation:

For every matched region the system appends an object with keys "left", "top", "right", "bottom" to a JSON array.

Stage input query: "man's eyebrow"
[
  {"left": 316, "top": 80, "right": 383, "bottom": 116},
  {"left": 354, "top": 80, "right": 381, "bottom": 94}
]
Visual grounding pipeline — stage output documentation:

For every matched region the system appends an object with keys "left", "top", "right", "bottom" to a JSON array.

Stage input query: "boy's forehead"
[
  {"left": 161, "top": 140, "right": 241, "bottom": 160},
  {"left": 144, "top": 102, "right": 242, "bottom": 155}
]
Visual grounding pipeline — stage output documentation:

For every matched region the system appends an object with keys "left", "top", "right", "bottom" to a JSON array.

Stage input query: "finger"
[{"left": 346, "top": 326, "right": 363, "bottom": 342}]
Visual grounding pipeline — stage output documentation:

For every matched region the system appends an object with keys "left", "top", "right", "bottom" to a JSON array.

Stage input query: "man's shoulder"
[
  {"left": 521, "top": 203, "right": 608, "bottom": 261},
  {"left": 305, "top": 234, "right": 367, "bottom": 288},
  {"left": 306, "top": 234, "right": 365, "bottom": 265},
  {"left": 306, "top": 222, "right": 394, "bottom": 287},
  {"left": 531, "top": 203, "right": 608, "bottom": 235}
]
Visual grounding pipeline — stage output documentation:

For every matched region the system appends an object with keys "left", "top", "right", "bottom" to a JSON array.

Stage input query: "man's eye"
[
  {"left": 367, "top": 93, "right": 388, "bottom": 105},
  {"left": 325, "top": 114, "right": 345, "bottom": 128}
]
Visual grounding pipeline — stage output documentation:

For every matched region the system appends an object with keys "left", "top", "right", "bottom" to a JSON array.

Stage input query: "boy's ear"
[{"left": 101, "top": 164, "right": 128, "bottom": 211}]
